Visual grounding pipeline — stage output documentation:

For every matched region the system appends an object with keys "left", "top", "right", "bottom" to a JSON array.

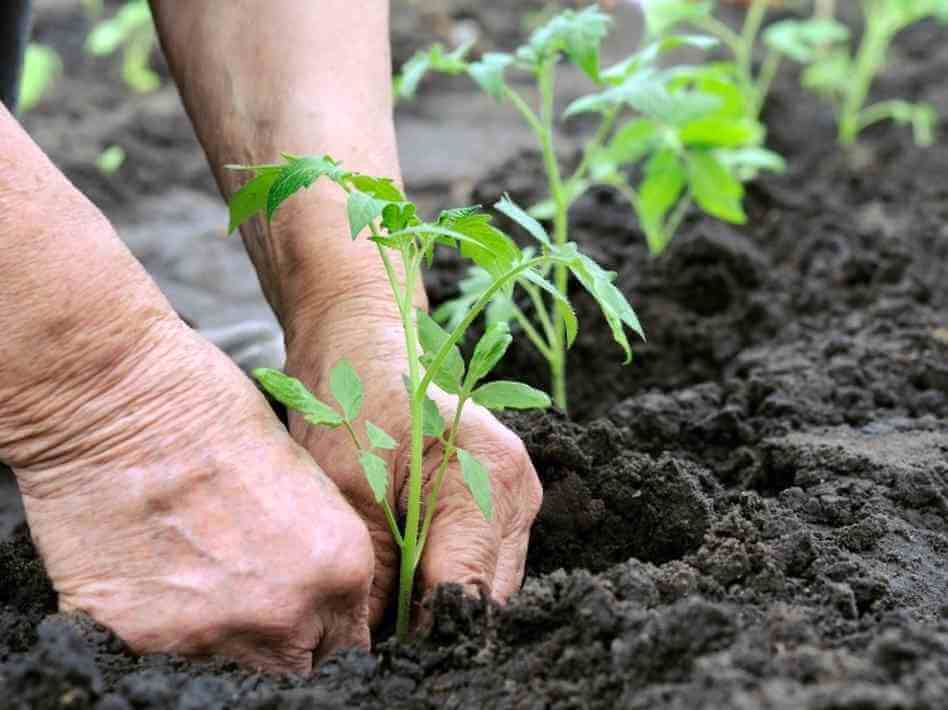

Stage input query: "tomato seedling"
[
  {"left": 85, "top": 0, "right": 160, "bottom": 94},
  {"left": 227, "top": 154, "right": 643, "bottom": 639},
  {"left": 397, "top": 4, "right": 780, "bottom": 409},
  {"left": 765, "top": 0, "right": 946, "bottom": 145}
]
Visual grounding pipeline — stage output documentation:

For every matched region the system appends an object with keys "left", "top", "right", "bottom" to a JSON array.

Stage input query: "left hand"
[{"left": 282, "top": 297, "right": 543, "bottom": 628}]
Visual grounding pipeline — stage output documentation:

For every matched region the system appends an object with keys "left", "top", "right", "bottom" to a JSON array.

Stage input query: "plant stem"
[
  {"left": 838, "top": 7, "right": 891, "bottom": 145},
  {"left": 537, "top": 59, "right": 569, "bottom": 411},
  {"left": 343, "top": 419, "right": 404, "bottom": 548},
  {"left": 567, "top": 106, "right": 620, "bottom": 187},
  {"left": 753, "top": 50, "right": 780, "bottom": 118},
  {"left": 395, "top": 247, "right": 425, "bottom": 641},
  {"left": 414, "top": 402, "right": 466, "bottom": 564}
]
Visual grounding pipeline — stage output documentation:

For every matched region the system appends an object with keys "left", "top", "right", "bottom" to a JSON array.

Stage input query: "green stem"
[
  {"left": 753, "top": 50, "right": 780, "bottom": 118},
  {"left": 839, "top": 9, "right": 891, "bottom": 145},
  {"left": 511, "top": 304, "right": 555, "bottom": 361},
  {"left": 739, "top": 0, "right": 769, "bottom": 82},
  {"left": 395, "top": 247, "right": 425, "bottom": 640},
  {"left": 414, "top": 401, "right": 466, "bottom": 565},
  {"left": 537, "top": 59, "right": 569, "bottom": 411},
  {"left": 567, "top": 106, "right": 620, "bottom": 188}
]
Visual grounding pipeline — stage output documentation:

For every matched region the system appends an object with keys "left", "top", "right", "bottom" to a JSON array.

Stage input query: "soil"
[{"left": 2, "top": 3, "right": 947, "bottom": 709}]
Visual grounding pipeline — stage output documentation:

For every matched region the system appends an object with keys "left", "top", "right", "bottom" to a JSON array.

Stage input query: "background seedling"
[
  {"left": 227, "top": 154, "right": 642, "bottom": 639},
  {"left": 767, "top": 0, "right": 947, "bottom": 145},
  {"left": 398, "top": 4, "right": 780, "bottom": 409},
  {"left": 85, "top": 0, "right": 160, "bottom": 94},
  {"left": 18, "top": 43, "right": 62, "bottom": 113}
]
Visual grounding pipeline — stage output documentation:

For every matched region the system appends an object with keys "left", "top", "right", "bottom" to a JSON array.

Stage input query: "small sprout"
[
  {"left": 95, "top": 145, "right": 126, "bottom": 175},
  {"left": 229, "top": 150, "right": 640, "bottom": 639}
]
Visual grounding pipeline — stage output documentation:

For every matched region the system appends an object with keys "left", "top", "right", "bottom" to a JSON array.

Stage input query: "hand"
[
  {"left": 9, "top": 315, "right": 375, "bottom": 673},
  {"left": 284, "top": 299, "right": 543, "bottom": 628}
]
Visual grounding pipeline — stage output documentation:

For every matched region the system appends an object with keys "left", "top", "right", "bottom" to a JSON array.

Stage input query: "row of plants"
[{"left": 396, "top": 0, "right": 947, "bottom": 409}]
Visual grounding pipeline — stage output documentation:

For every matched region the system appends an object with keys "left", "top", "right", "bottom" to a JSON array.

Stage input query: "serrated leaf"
[
  {"left": 472, "top": 381, "right": 552, "bottom": 411},
  {"left": 349, "top": 174, "right": 405, "bottom": 202},
  {"left": 359, "top": 451, "right": 389, "bottom": 503},
  {"left": 457, "top": 449, "right": 492, "bottom": 521},
  {"left": 267, "top": 156, "right": 346, "bottom": 220},
  {"left": 494, "top": 195, "right": 551, "bottom": 247},
  {"left": 417, "top": 309, "right": 465, "bottom": 394},
  {"left": 568, "top": 253, "right": 644, "bottom": 362},
  {"left": 395, "top": 51, "right": 431, "bottom": 101},
  {"left": 642, "top": 0, "right": 713, "bottom": 39},
  {"left": 519, "top": 6, "right": 610, "bottom": 82},
  {"left": 602, "top": 34, "right": 719, "bottom": 84},
  {"left": 467, "top": 322, "right": 512, "bottom": 386},
  {"left": 686, "top": 150, "right": 745, "bottom": 224},
  {"left": 347, "top": 191, "right": 388, "bottom": 239},
  {"left": 468, "top": 53, "right": 512, "bottom": 100},
  {"left": 422, "top": 394, "right": 445, "bottom": 438},
  {"left": 366, "top": 422, "right": 397, "bottom": 451},
  {"left": 450, "top": 213, "right": 521, "bottom": 281},
  {"left": 252, "top": 368, "right": 343, "bottom": 427},
  {"left": 329, "top": 359, "right": 363, "bottom": 421},
  {"left": 227, "top": 169, "right": 280, "bottom": 234},
  {"left": 716, "top": 147, "right": 786, "bottom": 179}
]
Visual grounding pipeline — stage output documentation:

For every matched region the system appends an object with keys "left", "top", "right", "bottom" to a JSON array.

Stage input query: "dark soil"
[{"left": 2, "top": 4, "right": 947, "bottom": 709}]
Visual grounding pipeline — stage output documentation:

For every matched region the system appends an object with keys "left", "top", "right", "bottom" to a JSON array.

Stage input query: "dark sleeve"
[{"left": 0, "top": 0, "right": 32, "bottom": 112}]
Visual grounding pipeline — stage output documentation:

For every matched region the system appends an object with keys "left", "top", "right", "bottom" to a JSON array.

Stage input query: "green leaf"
[
  {"left": 366, "top": 422, "right": 397, "bottom": 451},
  {"left": 18, "top": 44, "right": 62, "bottom": 113},
  {"left": 678, "top": 116, "right": 762, "bottom": 148},
  {"left": 347, "top": 191, "right": 389, "bottom": 239},
  {"left": 422, "top": 394, "right": 445, "bottom": 438},
  {"left": 642, "top": 0, "right": 712, "bottom": 39},
  {"left": 252, "top": 368, "right": 343, "bottom": 427},
  {"left": 763, "top": 19, "right": 850, "bottom": 64},
  {"left": 801, "top": 50, "right": 851, "bottom": 95},
  {"left": 432, "top": 266, "right": 493, "bottom": 331},
  {"left": 267, "top": 156, "right": 346, "bottom": 220},
  {"left": 467, "top": 322, "right": 512, "bottom": 386},
  {"left": 329, "top": 359, "right": 364, "bottom": 421},
  {"left": 228, "top": 168, "right": 283, "bottom": 234},
  {"left": 468, "top": 53, "right": 513, "bottom": 100},
  {"left": 638, "top": 148, "right": 687, "bottom": 251},
  {"left": 519, "top": 6, "right": 611, "bottom": 82},
  {"left": 359, "top": 452, "right": 389, "bottom": 503},
  {"left": 716, "top": 147, "right": 786, "bottom": 180},
  {"left": 449, "top": 213, "right": 521, "bottom": 281},
  {"left": 602, "top": 34, "right": 719, "bottom": 84},
  {"left": 472, "top": 381, "right": 552, "bottom": 411},
  {"left": 457, "top": 449, "right": 492, "bottom": 521},
  {"left": 686, "top": 150, "right": 746, "bottom": 224},
  {"left": 567, "top": 254, "right": 645, "bottom": 362},
  {"left": 519, "top": 267, "right": 579, "bottom": 348},
  {"left": 416, "top": 309, "right": 465, "bottom": 394},
  {"left": 605, "top": 118, "right": 660, "bottom": 165},
  {"left": 395, "top": 51, "right": 431, "bottom": 100},
  {"left": 494, "top": 195, "right": 551, "bottom": 247},
  {"left": 349, "top": 174, "right": 405, "bottom": 201}
]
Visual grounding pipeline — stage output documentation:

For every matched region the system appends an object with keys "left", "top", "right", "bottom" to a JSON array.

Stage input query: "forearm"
[
  {"left": 0, "top": 106, "right": 176, "bottom": 465},
  {"left": 150, "top": 0, "right": 422, "bottom": 331}
]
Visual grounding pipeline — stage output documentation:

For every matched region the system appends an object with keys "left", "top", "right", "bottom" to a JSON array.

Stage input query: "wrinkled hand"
[{"left": 285, "top": 304, "right": 543, "bottom": 627}]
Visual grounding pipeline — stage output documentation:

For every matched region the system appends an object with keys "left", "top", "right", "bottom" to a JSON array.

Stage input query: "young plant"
[
  {"left": 226, "top": 154, "right": 643, "bottom": 639},
  {"left": 18, "top": 44, "right": 62, "bottom": 113},
  {"left": 85, "top": 0, "right": 160, "bottom": 94},
  {"left": 765, "top": 0, "right": 947, "bottom": 145},
  {"left": 397, "top": 4, "right": 779, "bottom": 409}
]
